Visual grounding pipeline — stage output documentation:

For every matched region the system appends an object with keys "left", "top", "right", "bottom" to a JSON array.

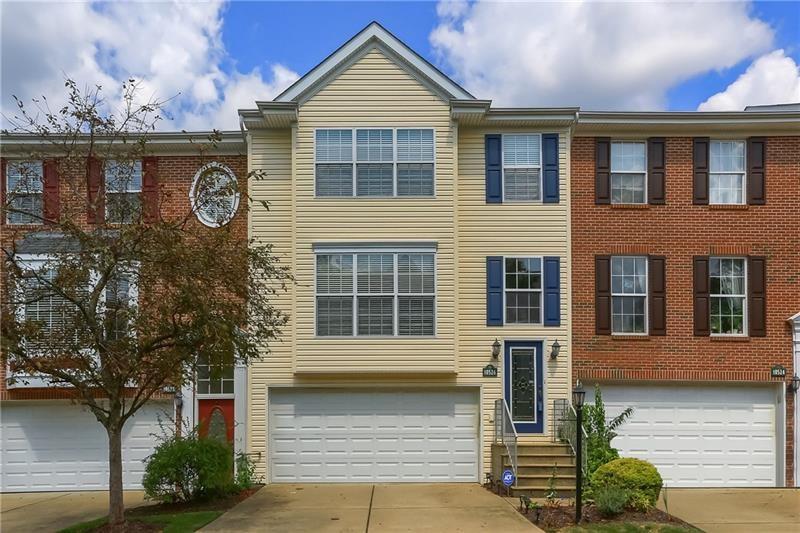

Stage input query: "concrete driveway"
[
  {"left": 202, "top": 483, "right": 541, "bottom": 532},
  {"left": 1, "top": 491, "right": 149, "bottom": 532},
  {"left": 658, "top": 488, "right": 800, "bottom": 532}
]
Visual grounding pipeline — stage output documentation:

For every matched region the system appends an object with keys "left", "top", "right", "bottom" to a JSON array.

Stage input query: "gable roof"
[{"left": 273, "top": 21, "right": 474, "bottom": 104}]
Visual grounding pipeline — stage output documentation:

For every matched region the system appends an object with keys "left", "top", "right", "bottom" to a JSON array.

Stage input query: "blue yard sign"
[{"left": 502, "top": 469, "right": 515, "bottom": 487}]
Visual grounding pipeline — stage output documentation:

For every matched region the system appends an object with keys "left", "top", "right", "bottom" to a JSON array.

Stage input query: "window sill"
[
  {"left": 610, "top": 204, "right": 650, "bottom": 210},
  {"left": 708, "top": 204, "right": 748, "bottom": 210},
  {"left": 710, "top": 335, "right": 750, "bottom": 342},
  {"left": 611, "top": 335, "right": 651, "bottom": 341}
]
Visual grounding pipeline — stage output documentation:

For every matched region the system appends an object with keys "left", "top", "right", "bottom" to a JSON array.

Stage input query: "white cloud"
[
  {"left": 430, "top": 1, "right": 775, "bottom": 109},
  {"left": 0, "top": 1, "right": 298, "bottom": 130},
  {"left": 698, "top": 50, "right": 800, "bottom": 111}
]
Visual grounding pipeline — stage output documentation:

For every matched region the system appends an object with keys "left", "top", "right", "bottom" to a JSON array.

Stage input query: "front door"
[{"left": 504, "top": 341, "right": 544, "bottom": 433}]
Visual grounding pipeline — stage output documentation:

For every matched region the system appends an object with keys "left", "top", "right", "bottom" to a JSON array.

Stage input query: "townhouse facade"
[
  {"left": 1, "top": 22, "right": 797, "bottom": 493},
  {"left": 0, "top": 134, "right": 251, "bottom": 491}
]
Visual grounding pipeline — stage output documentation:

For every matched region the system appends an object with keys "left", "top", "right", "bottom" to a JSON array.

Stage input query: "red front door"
[{"left": 198, "top": 398, "right": 234, "bottom": 444}]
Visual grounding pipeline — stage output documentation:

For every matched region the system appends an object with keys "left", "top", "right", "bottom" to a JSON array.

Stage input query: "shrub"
[
  {"left": 584, "top": 385, "right": 633, "bottom": 480},
  {"left": 143, "top": 433, "right": 236, "bottom": 503},
  {"left": 591, "top": 458, "right": 663, "bottom": 511},
  {"left": 593, "top": 486, "right": 628, "bottom": 517},
  {"left": 235, "top": 452, "right": 259, "bottom": 490}
]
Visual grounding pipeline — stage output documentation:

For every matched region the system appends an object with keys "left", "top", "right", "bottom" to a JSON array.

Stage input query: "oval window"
[
  {"left": 207, "top": 407, "right": 229, "bottom": 443},
  {"left": 190, "top": 162, "right": 240, "bottom": 228}
]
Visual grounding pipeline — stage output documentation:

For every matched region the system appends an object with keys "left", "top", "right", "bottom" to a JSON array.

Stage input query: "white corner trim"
[{"left": 234, "top": 364, "right": 248, "bottom": 458}]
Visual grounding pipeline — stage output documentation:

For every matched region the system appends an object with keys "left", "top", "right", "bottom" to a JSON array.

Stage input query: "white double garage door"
[
  {"left": 1, "top": 401, "right": 171, "bottom": 492},
  {"left": 268, "top": 389, "right": 480, "bottom": 483},
  {"left": 588, "top": 384, "right": 781, "bottom": 487}
]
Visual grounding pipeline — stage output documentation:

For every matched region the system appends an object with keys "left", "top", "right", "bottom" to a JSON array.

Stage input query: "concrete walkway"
[
  {"left": 202, "top": 483, "right": 542, "bottom": 532},
  {"left": 0, "top": 490, "right": 149, "bottom": 532},
  {"left": 658, "top": 488, "right": 800, "bottom": 532}
]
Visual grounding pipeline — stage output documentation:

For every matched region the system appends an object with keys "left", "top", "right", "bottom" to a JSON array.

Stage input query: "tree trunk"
[{"left": 107, "top": 424, "right": 126, "bottom": 528}]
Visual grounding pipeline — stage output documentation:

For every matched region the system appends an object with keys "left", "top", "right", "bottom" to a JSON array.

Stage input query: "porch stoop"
[{"left": 493, "top": 443, "right": 577, "bottom": 498}]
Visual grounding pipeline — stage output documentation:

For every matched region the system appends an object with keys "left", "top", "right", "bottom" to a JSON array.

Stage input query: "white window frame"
[
  {"left": 314, "top": 127, "right": 436, "bottom": 198},
  {"left": 5, "top": 160, "right": 44, "bottom": 225},
  {"left": 502, "top": 255, "right": 544, "bottom": 326},
  {"left": 189, "top": 161, "right": 241, "bottom": 228},
  {"left": 610, "top": 255, "right": 649, "bottom": 336},
  {"left": 314, "top": 247, "right": 437, "bottom": 337},
  {"left": 709, "top": 140, "right": 746, "bottom": 206},
  {"left": 195, "top": 355, "right": 235, "bottom": 398},
  {"left": 709, "top": 256, "right": 748, "bottom": 337},
  {"left": 105, "top": 159, "right": 143, "bottom": 223},
  {"left": 610, "top": 140, "right": 648, "bottom": 205},
  {"left": 501, "top": 133, "right": 542, "bottom": 203}
]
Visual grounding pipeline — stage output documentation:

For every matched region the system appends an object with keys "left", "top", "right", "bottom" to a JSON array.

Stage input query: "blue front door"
[{"left": 504, "top": 340, "right": 544, "bottom": 433}]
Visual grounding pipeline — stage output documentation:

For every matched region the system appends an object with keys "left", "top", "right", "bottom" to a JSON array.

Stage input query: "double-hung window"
[
  {"left": 709, "top": 257, "right": 746, "bottom": 335},
  {"left": 316, "top": 251, "right": 435, "bottom": 336},
  {"left": 315, "top": 128, "right": 435, "bottom": 197},
  {"left": 502, "top": 134, "right": 541, "bottom": 201},
  {"left": 106, "top": 160, "right": 142, "bottom": 223},
  {"left": 504, "top": 257, "right": 542, "bottom": 324},
  {"left": 611, "top": 256, "right": 647, "bottom": 334},
  {"left": 610, "top": 142, "right": 646, "bottom": 204},
  {"left": 709, "top": 141, "right": 745, "bottom": 205},
  {"left": 6, "top": 160, "right": 44, "bottom": 224}
]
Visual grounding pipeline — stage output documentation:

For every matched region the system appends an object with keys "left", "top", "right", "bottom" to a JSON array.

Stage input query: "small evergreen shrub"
[
  {"left": 143, "top": 433, "right": 236, "bottom": 503},
  {"left": 591, "top": 458, "right": 663, "bottom": 511},
  {"left": 593, "top": 486, "right": 628, "bottom": 517}
]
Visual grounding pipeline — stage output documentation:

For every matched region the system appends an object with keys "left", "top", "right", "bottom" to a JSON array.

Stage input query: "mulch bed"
[
  {"left": 127, "top": 485, "right": 262, "bottom": 516},
  {"left": 518, "top": 502, "right": 696, "bottom": 532}
]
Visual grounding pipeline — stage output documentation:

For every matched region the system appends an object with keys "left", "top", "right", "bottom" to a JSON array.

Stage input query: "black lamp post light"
[
  {"left": 550, "top": 339, "right": 561, "bottom": 359},
  {"left": 572, "top": 381, "right": 586, "bottom": 524},
  {"left": 492, "top": 338, "right": 501, "bottom": 360}
]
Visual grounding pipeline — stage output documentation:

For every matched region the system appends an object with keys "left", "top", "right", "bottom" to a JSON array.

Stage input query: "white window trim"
[
  {"left": 610, "top": 255, "right": 649, "bottom": 336},
  {"left": 501, "top": 133, "right": 542, "bottom": 203},
  {"left": 105, "top": 159, "right": 143, "bottom": 223},
  {"left": 314, "top": 249, "right": 437, "bottom": 338},
  {"left": 709, "top": 256, "right": 748, "bottom": 337},
  {"left": 502, "top": 255, "right": 544, "bottom": 326},
  {"left": 5, "top": 160, "right": 44, "bottom": 226},
  {"left": 189, "top": 161, "right": 241, "bottom": 228},
  {"left": 709, "top": 139, "right": 747, "bottom": 206},
  {"left": 508, "top": 345, "right": 538, "bottom": 424},
  {"left": 610, "top": 140, "right": 648, "bottom": 205},
  {"left": 314, "top": 127, "right": 437, "bottom": 198}
]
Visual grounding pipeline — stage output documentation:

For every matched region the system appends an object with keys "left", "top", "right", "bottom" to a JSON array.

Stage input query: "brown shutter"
[
  {"left": 43, "top": 159, "right": 59, "bottom": 224},
  {"left": 595, "top": 138, "right": 611, "bottom": 204},
  {"left": 87, "top": 157, "right": 104, "bottom": 224},
  {"left": 595, "top": 255, "right": 612, "bottom": 335},
  {"left": 693, "top": 256, "right": 710, "bottom": 336},
  {"left": 647, "top": 138, "right": 666, "bottom": 204},
  {"left": 692, "top": 138, "right": 709, "bottom": 205},
  {"left": 748, "top": 256, "right": 766, "bottom": 337},
  {"left": 648, "top": 255, "right": 666, "bottom": 335},
  {"left": 747, "top": 137, "right": 766, "bottom": 205},
  {"left": 142, "top": 156, "right": 159, "bottom": 223},
  {"left": 1, "top": 157, "right": 6, "bottom": 224}
]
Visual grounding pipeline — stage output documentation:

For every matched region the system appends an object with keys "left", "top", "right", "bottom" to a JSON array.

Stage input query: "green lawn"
[
  {"left": 562, "top": 523, "right": 701, "bottom": 533},
  {"left": 58, "top": 510, "right": 222, "bottom": 533}
]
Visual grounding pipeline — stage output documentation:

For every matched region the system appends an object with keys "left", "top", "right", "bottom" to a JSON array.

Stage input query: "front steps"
[{"left": 495, "top": 443, "right": 577, "bottom": 498}]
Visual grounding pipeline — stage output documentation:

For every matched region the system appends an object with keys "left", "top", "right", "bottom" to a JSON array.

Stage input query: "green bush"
[
  {"left": 234, "top": 452, "right": 259, "bottom": 490},
  {"left": 593, "top": 486, "right": 628, "bottom": 517},
  {"left": 584, "top": 385, "right": 633, "bottom": 480},
  {"left": 143, "top": 433, "right": 236, "bottom": 503},
  {"left": 591, "top": 458, "right": 663, "bottom": 511}
]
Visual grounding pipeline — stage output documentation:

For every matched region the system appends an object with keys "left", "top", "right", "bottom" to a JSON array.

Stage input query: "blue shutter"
[
  {"left": 542, "top": 133, "right": 559, "bottom": 203},
  {"left": 486, "top": 256, "right": 503, "bottom": 326},
  {"left": 485, "top": 134, "right": 502, "bottom": 203},
  {"left": 543, "top": 256, "right": 561, "bottom": 326}
]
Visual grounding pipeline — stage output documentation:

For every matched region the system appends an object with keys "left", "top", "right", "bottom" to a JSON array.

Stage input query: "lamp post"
[{"left": 572, "top": 383, "right": 586, "bottom": 524}]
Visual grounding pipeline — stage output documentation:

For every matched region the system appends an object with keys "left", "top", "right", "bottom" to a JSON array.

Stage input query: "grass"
[
  {"left": 562, "top": 523, "right": 701, "bottom": 533},
  {"left": 58, "top": 510, "right": 223, "bottom": 533}
]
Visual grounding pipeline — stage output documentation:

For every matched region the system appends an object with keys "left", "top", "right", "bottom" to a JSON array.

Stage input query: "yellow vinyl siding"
[{"left": 247, "top": 47, "right": 572, "bottom": 480}]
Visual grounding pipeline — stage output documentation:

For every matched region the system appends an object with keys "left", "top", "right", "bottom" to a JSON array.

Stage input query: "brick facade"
[
  {"left": 571, "top": 135, "right": 800, "bottom": 486},
  {"left": 1, "top": 152, "right": 248, "bottom": 401}
]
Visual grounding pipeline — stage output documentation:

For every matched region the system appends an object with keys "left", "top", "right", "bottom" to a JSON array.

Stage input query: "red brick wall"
[
  {"left": 1, "top": 153, "right": 248, "bottom": 400},
  {"left": 570, "top": 135, "right": 800, "bottom": 486}
]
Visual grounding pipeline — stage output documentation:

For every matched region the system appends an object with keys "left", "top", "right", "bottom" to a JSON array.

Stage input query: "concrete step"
[
  {"left": 506, "top": 464, "right": 576, "bottom": 476},
  {"left": 503, "top": 454, "right": 576, "bottom": 467},
  {"left": 514, "top": 443, "right": 573, "bottom": 455}
]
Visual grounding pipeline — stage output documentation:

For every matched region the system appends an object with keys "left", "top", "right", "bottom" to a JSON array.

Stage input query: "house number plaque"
[{"left": 483, "top": 364, "right": 498, "bottom": 378}]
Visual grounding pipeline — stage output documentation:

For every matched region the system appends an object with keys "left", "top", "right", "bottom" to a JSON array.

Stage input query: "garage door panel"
[
  {"left": 589, "top": 385, "right": 777, "bottom": 487},
  {"left": 268, "top": 389, "right": 479, "bottom": 483}
]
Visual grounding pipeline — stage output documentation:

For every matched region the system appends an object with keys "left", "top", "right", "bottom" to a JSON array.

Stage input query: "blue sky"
[{"left": 2, "top": 1, "right": 798, "bottom": 130}]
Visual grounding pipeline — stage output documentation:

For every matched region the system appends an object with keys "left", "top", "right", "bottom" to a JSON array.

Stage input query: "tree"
[
  {"left": 583, "top": 384, "right": 633, "bottom": 480},
  {"left": 1, "top": 80, "right": 290, "bottom": 529}
]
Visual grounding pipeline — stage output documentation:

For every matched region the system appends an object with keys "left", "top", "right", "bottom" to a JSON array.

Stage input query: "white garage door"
[
  {"left": 588, "top": 385, "right": 778, "bottom": 487},
  {"left": 269, "top": 389, "right": 479, "bottom": 483},
  {"left": 1, "top": 401, "right": 171, "bottom": 492}
]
